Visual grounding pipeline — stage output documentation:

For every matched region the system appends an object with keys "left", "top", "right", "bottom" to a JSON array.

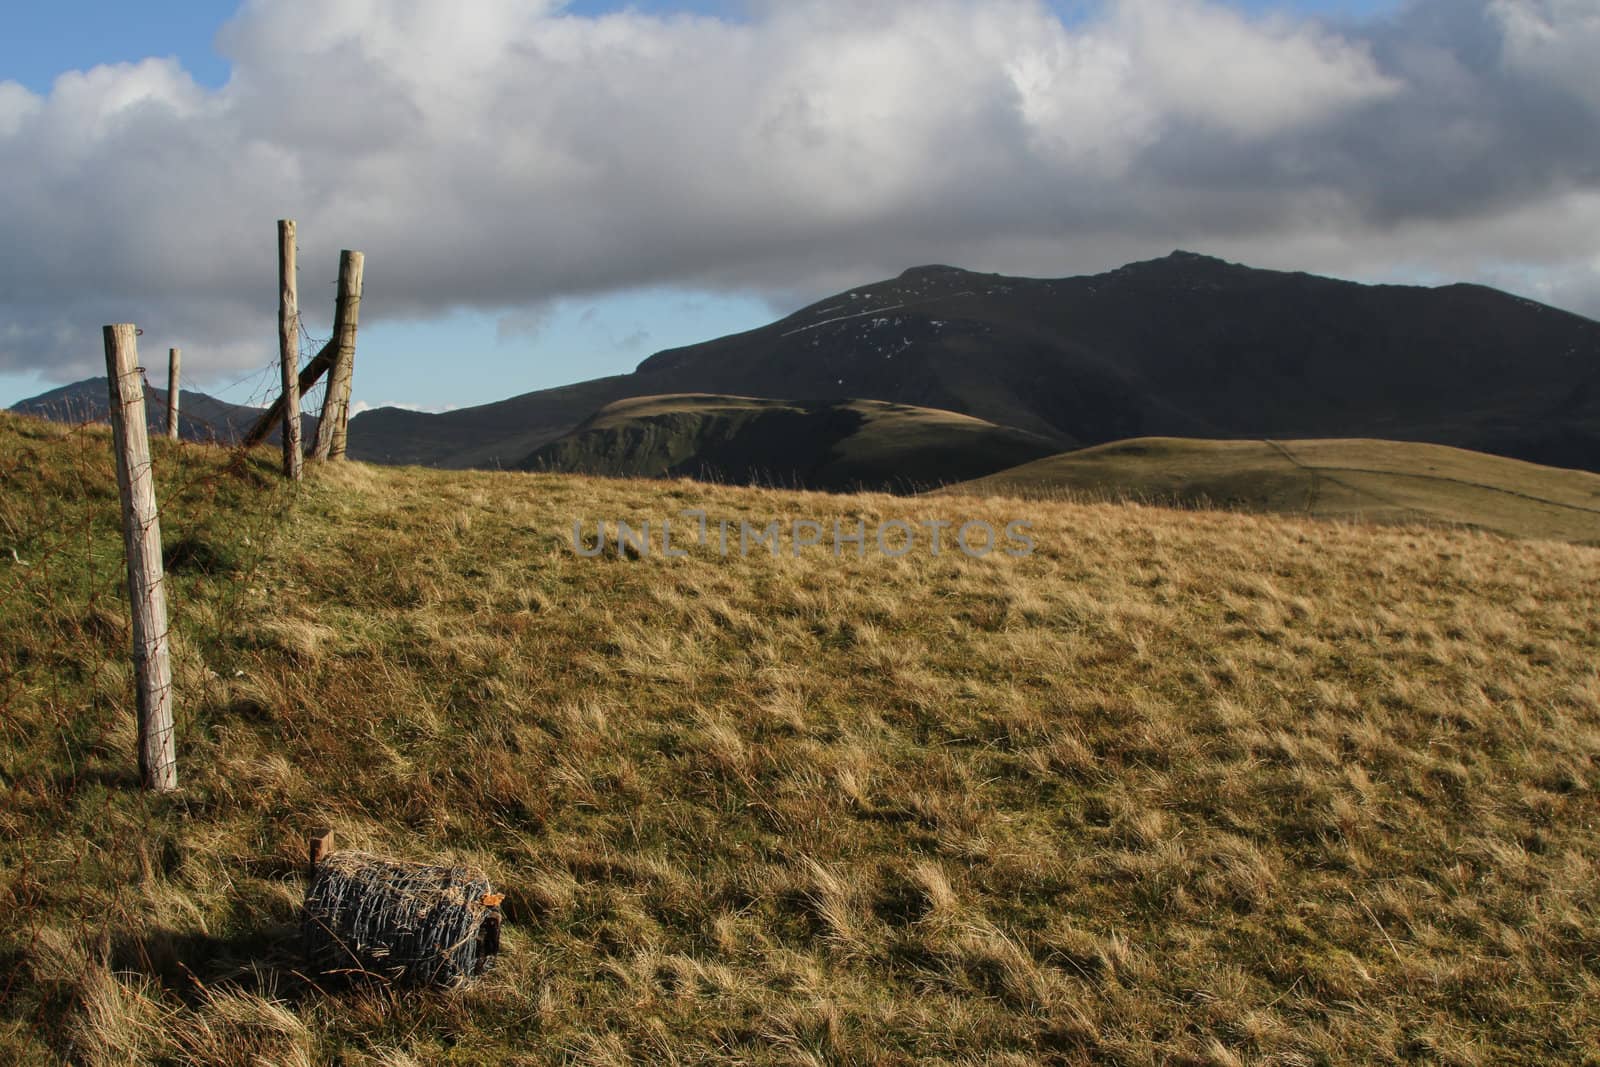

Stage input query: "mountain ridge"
[
  {"left": 13, "top": 251, "right": 1600, "bottom": 477},
  {"left": 9, "top": 376, "right": 318, "bottom": 445}
]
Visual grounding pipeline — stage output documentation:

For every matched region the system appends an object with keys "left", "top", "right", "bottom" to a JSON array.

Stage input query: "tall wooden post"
[
  {"left": 165, "top": 347, "right": 181, "bottom": 441},
  {"left": 278, "top": 220, "right": 303, "bottom": 481},
  {"left": 103, "top": 325, "right": 178, "bottom": 793},
  {"left": 312, "top": 250, "right": 363, "bottom": 461}
]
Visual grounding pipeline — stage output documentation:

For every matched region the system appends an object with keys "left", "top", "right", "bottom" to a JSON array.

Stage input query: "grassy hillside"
[
  {"left": 947, "top": 437, "right": 1600, "bottom": 544},
  {"left": 522, "top": 393, "right": 1061, "bottom": 492},
  {"left": 2, "top": 409, "right": 1599, "bottom": 1064}
]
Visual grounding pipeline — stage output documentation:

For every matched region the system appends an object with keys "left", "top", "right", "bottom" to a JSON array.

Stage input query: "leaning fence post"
[
  {"left": 279, "top": 220, "right": 304, "bottom": 481},
  {"left": 312, "top": 249, "right": 363, "bottom": 461},
  {"left": 103, "top": 324, "right": 178, "bottom": 793},
  {"left": 166, "top": 347, "right": 181, "bottom": 441}
]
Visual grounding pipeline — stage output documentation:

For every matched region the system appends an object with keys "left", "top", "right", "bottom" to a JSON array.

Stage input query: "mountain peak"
[
  {"left": 1103, "top": 249, "right": 1244, "bottom": 281},
  {"left": 1142, "top": 249, "right": 1233, "bottom": 271},
  {"left": 897, "top": 264, "right": 971, "bottom": 279}
]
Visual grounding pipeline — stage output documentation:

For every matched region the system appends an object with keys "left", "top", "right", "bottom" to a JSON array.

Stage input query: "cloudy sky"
[{"left": 1, "top": 0, "right": 1596, "bottom": 412}]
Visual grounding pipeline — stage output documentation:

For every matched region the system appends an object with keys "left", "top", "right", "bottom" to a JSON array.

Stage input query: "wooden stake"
[
  {"left": 313, "top": 250, "right": 364, "bottom": 461},
  {"left": 308, "top": 827, "right": 335, "bottom": 879},
  {"left": 278, "top": 220, "right": 303, "bottom": 481},
  {"left": 103, "top": 325, "right": 177, "bottom": 793},
  {"left": 166, "top": 347, "right": 180, "bottom": 441}
]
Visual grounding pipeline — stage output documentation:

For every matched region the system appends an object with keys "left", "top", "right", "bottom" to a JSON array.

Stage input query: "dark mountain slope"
[
  {"left": 342, "top": 251, "right": 1600, "bottom": 471},
  {"left": 344, "top": 375, "right": 636, "bottom": 467},
  {"left": 629, "top": 253, "right": 1600, "bottom": 469},
  {"left": 17, "top": 253, "right": 1600, "bottom": 473}
]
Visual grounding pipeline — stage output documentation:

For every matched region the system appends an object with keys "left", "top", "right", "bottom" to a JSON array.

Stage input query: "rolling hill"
[
  {"left": 945, "top": 437, "right": 1600, "bottom": 543},
  {"left": 521, "top": 393, "right": 1062, "bottom": 492}
]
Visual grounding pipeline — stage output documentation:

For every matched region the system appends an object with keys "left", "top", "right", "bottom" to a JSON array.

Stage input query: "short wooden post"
[
  {"left": 165, "top": 348, "right": 181, "bottom": 441},
  {"left": 103, "top": 325, "right": 178, "bottom": 793},
  {"left": 312, "top": 250, "right": 363, "bottom": 461},
  {"left": 278, "top": 220, "right": 303, "bottom": 481},
  {"left": 308, "top": 827, "right": 335, "bottom": 879}
]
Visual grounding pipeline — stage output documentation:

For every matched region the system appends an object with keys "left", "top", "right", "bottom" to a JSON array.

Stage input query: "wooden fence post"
[
  {"left": 279, "top": 220, "right": 303, "bottom": 481},
  {"left": 103, "top": 325, "right": 178, "bottom": 793},
  {"left": 166, "top": 347, "right": 181, "bottom": 441},
  {"left": 312, "top": 250, "right": 363, "bottom": 461}
]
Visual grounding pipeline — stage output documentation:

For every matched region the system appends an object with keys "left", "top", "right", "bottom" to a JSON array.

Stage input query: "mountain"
[
  {"left": 344, "top": 375, "right": 635, "bottom": 468},
  {"left": 945, "top": 436, "right": 1600, "bottom": 543},
  {"left": 17, "top": 252, "right": 1600, "bottom": 476},
  {"left": 9, "top": 377, "right": 316, "bottom": 445},
  {"left": 345, "top": 251, "right": 1600, "bottom": 473},
  {"left": 521, "top": 393, "right": 1061, "bottom": 492}
]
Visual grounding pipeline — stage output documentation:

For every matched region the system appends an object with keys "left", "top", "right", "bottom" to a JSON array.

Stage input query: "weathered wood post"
[
  {"left": 103, "top": 325, "right": 178, "bottom": 793},
  {"left": 278, "top": 220, "right": 303, "bottom": 481},
  {"left": 312, "top": 250, "right": 363, "bottom": 461},
  {"left": 165, "top": 347, "right": 180, "bottom": 441}
]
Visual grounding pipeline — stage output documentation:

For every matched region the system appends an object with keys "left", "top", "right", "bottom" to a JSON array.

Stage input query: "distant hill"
[
  {"left": 17, "top": 252, "right": 1600, "bottom": 475},
  {"left": 944, "top": 437, "right": 1600, "bottom": 543},
  {"left": 521, "top": 393, "right": 1061, "bottom": 492},
  {"left": 344, "top": 376, "right": 635, "bottom": 468},
  {"left": 9, "top": 377, "right": 315, "bottom": 446},
  {"left": 350, "top": 251, "right": 1600, "bottom": 472}
]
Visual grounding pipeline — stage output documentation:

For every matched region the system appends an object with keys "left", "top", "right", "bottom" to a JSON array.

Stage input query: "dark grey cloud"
[{"left": 1, "top": 0, "right": 1596, "bottom": 385}]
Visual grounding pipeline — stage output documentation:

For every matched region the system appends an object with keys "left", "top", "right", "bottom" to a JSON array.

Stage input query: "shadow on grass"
[
  {"left": 108, "top": 905, "right": 453, "bottom": 1008},
  {"left": 111, "top": 916, "right": 318, "bottom": 1006}
]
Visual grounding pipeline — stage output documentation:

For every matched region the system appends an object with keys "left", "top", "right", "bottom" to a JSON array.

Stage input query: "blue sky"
[{"left": 4, "top": 0, "right": 1594, "bottom": 416}]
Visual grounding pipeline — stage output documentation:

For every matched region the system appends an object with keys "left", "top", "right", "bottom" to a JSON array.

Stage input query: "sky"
[{"left": 1, "top": 0, "right": 1596, "bottom": 413}]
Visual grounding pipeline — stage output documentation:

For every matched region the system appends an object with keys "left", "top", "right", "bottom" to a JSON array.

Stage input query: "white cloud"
[
  {"left": 1492, "top": 0, "right": 1600, "bottom": 111},
  {"left": 0, "top": 82, "right": 41, "bottom": 138},
  {"left": 2, "top": 0, "right": 1598, "bottom": 386},
  {"left": 348, "top": 399, "right": 458, "bottom": 416},
  {"left": 1110, "top": 0, "right": 1403, "bottom": 137}
]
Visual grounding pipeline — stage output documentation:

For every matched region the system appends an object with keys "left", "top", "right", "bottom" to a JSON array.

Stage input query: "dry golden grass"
[
  {"left": 2, "top": 410, "right": 1599, "bottom": 1064},
  {"left": 945, "top": 436, "right": 1600, "bottom": 544}
]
